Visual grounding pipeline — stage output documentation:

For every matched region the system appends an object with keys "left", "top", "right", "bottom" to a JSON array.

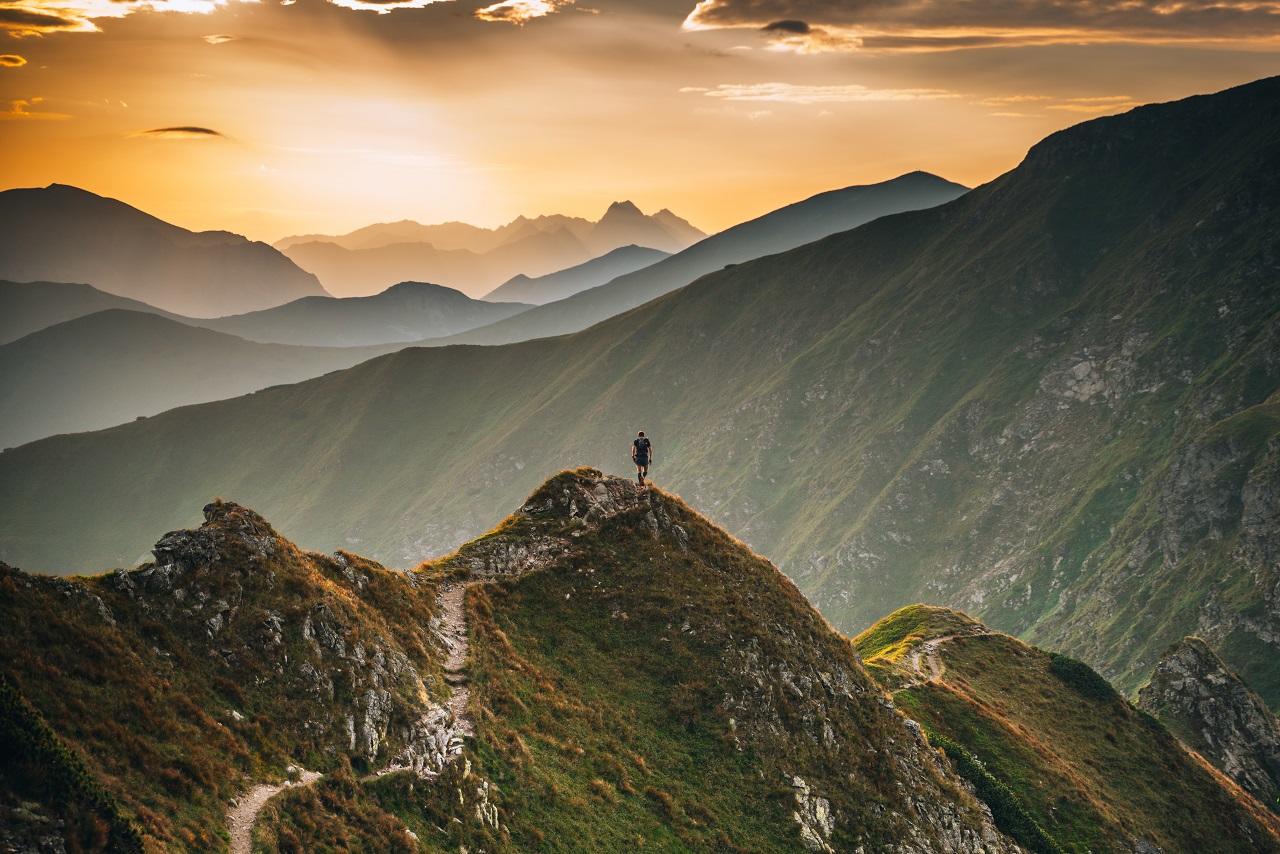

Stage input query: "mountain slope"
[
  {"left": 0, "top": 279, "right": 180, "bottom": 344},
  {"left": 855, "top": 605, "right": 1280, "bottom": 853},
  {"left": 1140, "top": 637, "right": 1280, "bottom": 811},
  {"left": 0, "top": 470, "right": 1022, "bottom": 852},
  {"left": 0, "top": 185, "right": 326, "bottom": 317},
  {"left": 422, "top": 170, "right": 968, "bottom": 347},
  {"left": 196, "top": 282, "right": 531, "bottom": 347},
  {"left": 482, "top": 245, "right": 669, "bottom": 305},
  {"left": 3, "top": 77, "right": 1279, "bottom": 709},
  {"left": 0, "top": 310, "right": 398, "bottom": 448}
]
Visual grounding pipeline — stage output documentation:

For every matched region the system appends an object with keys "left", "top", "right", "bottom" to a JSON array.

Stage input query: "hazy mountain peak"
[{"left": 601, "top": 199, "right": 644, "bottom": 218}]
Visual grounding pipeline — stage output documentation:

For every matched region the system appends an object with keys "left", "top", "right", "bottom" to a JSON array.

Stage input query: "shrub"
[
  {"left": 926, "top": 727, "right": 1064, "bottom": 854},
  {"left": 1047, "top": 653, "right": 1118, "bottom": 703},
  {"left": 0, "top": 675, "right": 145, "bottom": 852}
]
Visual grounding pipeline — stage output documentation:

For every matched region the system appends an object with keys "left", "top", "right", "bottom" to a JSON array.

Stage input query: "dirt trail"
[
  {"left": 226, "top": 769, "right": 321, "bottom": 854},
  {"left": 227, "top": 581, "right": 475, "bottom": 849},
  {"left": 902, "top": 632, "right": 994, "bottom": 687},
  {"left": 435, "top": 581, "right": 475, "bottom": 738}
]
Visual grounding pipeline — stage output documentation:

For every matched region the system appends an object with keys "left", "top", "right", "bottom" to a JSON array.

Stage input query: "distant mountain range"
[
  {"left": 195, "top": 281, "right": 530, "bottom": 347},
  {"left": 5, "top": 470, "right": 1274, "bottom": 851},
  {"left": 275, "top": 201, "right": 705, "bottom": 298},
  {"left": 0, "top": 185, "right": 326, "bottom": 317},
  {"left": 2, "top": 279, "right": 531, "bottom": 349},
  {"left": 424, "top": 171, "right": 969, "bottom": 347},
  {"left": 5, "top": 76, "right": 1276, "bottom": 720},
  {"left": 0, "top": 310, "right": 402, "bottom": 448},
  {"left": 482, "top": 244, "right": 669, "bottom": 305}
]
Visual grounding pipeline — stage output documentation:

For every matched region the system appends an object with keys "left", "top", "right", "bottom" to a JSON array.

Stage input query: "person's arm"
[{"left": 631, "top": 442, "right": 637, "bottom": 462}]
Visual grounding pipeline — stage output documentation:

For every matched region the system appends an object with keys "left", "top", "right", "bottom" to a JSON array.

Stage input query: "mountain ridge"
[
  {"left": 0, "top": 185, "right": 327, "bottom": 317},
  {"left": 2, "top": 77, "right": 1278, "bottom": 715}
]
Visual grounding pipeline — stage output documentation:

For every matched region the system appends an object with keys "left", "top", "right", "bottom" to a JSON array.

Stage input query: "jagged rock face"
[
  {"left": 1140, "top": 637, "right": 1280, "bottom": 810},
  {"left": 0, "top": 501, "right": 458, "bottom": 850}
]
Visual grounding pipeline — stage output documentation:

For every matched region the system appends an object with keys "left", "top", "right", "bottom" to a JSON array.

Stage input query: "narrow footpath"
[{"left": 226, "top": 580, "right": 474, "bottom": 851}]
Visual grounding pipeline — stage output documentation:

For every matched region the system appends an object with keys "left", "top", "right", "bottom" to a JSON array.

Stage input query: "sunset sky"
[{"left": 2, "top": 0, "right": 1278, "bottom": 240}]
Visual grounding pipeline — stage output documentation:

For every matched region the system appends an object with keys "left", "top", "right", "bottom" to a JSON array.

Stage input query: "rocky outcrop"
[{"left": 1140, "top": 637, "right": 1280, "bottom": 810}]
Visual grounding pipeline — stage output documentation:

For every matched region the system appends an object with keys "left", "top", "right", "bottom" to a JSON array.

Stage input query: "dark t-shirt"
[{"left": 633, "top": 437, "right": 651, "bottom": 462}]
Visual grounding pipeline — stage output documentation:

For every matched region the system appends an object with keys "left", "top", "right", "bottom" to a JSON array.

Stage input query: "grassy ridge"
[{"left": 859, "top": 605, "right": 1280, "bottom": 853}]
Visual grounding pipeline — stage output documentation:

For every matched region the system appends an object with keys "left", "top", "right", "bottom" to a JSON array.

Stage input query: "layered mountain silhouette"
[
  {"left": 277, "top": 202, "right": 704, "bottom": 298},
  {"left": 195, "top": 281, "right": 531, "bottom": 347},
  {"left": 4, "top": 469, "right": 1274, "bottom": 851},
  {"left": 0, "top": 310, "right": 403, "bottom": 448},
  {"left": 482, "top": 245, "right": 669, "bottom": 304},
  {"left": 3, "top": 76, "right": 1279, "bottom": 717},
  {"left": 2, "top": 278, "right": 532, "bottom": 350},
  {"left": 0, "top": 185, "right": 326, "bottom": 317},
  {"left": 0, "top": 280, "right": 177, "bottom": 344},
  {"left": 421, "top": 170, "right": 968, "bottom": 347}
]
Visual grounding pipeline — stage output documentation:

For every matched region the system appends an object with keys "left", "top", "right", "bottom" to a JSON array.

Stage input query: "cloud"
[
  {"left": 0, "top": 52, "right": 25, "bottom": 65},
  {"left": 474, "top": 0, "right": 573, "bottom": 24},
  {"left": 761, "top": 19, "right": 808, "bottom": 34},
  {"left": 0, "top": 0, "right": 451, "bottom": 36},
  {"left": 1, "top": 95, "right": 68, "bottom": 119},
  {"left": 202, "top": 33, "right": 234, "bottom": 44},
  {"left": 0, "top": 4, "right": 94, "bottom": 37},
  {"left": 138, "top": 125, "right": 224, "bottom": 138},
  {"left": 681, "top": 0, "right": 1280, "bottom": 51},
  {"left": 688, "top": 81, "right": 954, "bottom": 104},
  {"left": 325, "top": 0, "right": 451, "bottom": 13},
  {"left": 1046, "top": 96, "right": 1139, "bottom": 113}
]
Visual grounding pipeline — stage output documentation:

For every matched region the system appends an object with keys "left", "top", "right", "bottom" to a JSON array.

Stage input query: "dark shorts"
[{"left": 635, "top": 458, "right": 650, "bottom": 467}]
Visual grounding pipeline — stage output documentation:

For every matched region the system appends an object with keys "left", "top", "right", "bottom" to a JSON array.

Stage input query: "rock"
[{"left": 1139, "top": 636, "right": 1280, "bottom": 808}]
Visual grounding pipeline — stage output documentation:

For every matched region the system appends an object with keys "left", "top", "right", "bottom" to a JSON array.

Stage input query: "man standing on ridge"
[{"left": 632, "top": 431, "right": 652, "bottom": 486}]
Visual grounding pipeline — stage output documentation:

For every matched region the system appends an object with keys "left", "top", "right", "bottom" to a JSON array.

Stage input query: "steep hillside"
[
  {"left": 0, "top": 280, "right": 178, "bottom": 344},
  {"left": 0, "top": 470, "right": 1023, "bottom": 852},
  {"left": 3, "top": 77, "right": 1279, "bottom": 707},
  {"left": 0, "top": 499, "right": 451, "bottom": 851},
  {"left": 0, "top": 185, "right": 326, "bottom": 317},
  {"left": 1140, "top": 637, "right": 1280, "bottom": 811},
  {"left": 0, "top": 310, "right": 399, "bottom": 448},
  {"left": 483, "top": 245, "right": 669, "bottom": 304},
  {"left": 426, "top": 170, "right": 968, "bottom": 347},
  {"left": 856, "top": 605, "right": 1280, "bottom": 853},
  {"left": 196, "top": 282, "right": 530, "bottom": 347},
  {"left": 278, "top": 203, "right": 702, "bottom": 298}
]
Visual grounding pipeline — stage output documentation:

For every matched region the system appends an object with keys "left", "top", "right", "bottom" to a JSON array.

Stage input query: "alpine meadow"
[{"left": 3, "top": 3, "right": 1280, "bottom": 851}]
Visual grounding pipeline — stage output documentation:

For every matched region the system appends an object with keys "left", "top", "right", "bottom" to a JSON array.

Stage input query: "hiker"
[{"left": 632, "top": 431, "right": 652, "bottom": 485}]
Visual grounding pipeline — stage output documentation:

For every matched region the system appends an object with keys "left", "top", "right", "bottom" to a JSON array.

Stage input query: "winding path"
[
  {"left": 225, "top": 580, "right": 474, "bottom": 851},
  {"left": 227, "top": 770, "right": 321, "bottom": 854}
]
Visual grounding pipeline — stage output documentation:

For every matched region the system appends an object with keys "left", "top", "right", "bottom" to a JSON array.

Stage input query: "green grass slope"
[
  {"left": 3, "top": 77, "right": 1279, "bottom": 706},
  {"left": 856, "top": 605, "right": 1280, "bottom": 853}
]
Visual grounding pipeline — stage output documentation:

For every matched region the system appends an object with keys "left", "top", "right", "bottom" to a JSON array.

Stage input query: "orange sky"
[{"left": 2, "top": 0, "right": 1278, "bottom": 240}]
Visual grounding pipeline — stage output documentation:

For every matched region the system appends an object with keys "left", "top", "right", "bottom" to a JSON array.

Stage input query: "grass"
[{"left": 862, "top": 606, "right": 1280, "bottom": 853}]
